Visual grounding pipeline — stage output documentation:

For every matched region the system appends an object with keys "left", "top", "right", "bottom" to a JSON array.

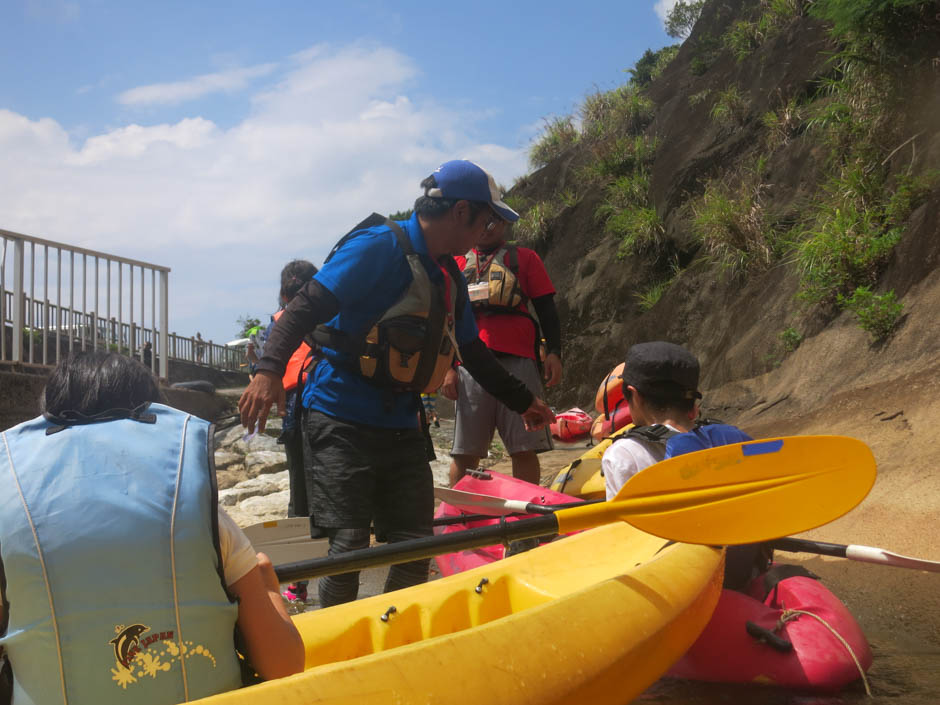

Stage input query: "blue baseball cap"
[{"left": 425, "top": 160, "right": 520, "bottom": 222}]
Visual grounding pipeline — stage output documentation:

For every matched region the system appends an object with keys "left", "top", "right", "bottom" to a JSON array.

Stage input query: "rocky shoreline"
[{"left": 215, "top": 415, "right": 460, "bottom": 529}]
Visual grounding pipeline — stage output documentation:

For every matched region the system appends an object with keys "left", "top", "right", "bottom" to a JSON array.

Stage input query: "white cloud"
[
  {"left": 117, "top": 63, "right": 278, "bottom": 106},
  {"left": 68, "top": 118, "right": 219, "bottom": 164},
  {"left": 0, "top": 44, "right": 529, "bottom": 342},
  {"left": 654, "top": 0, "right": 679, "bottom": 22}
]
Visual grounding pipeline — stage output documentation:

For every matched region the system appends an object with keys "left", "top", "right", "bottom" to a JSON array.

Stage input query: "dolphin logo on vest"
[{"left": 110, "top": 624, "right": 149, "bottom": 668}]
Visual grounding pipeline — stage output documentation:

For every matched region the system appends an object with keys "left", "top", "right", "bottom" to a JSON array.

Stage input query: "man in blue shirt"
[{"left": 239, "top": 160, "right": 555, "bottom": 606}]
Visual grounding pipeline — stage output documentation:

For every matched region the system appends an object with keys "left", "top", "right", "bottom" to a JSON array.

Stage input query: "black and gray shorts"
[{"left": 301, "top": 409, "right": 433, "bottom": 532}]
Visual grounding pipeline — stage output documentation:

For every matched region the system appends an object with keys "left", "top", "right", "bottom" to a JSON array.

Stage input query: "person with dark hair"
[
  {"left": 0, "top": 352, "right": 303, "bottom": 705},
  {"left": 602, "top": 341, "right": 708, "bottom": 497},
  {"left": 269, "top": 259, "right": 319, "bottom": 603},
  {"left": 443, "top": 207, "right": 563, "bottom": 486},
  {"left": 238, "top": 160, "right": 555, "bottom": 608},
  {"left": 601, "top": 341, "right": 771, "bottom": 588}
]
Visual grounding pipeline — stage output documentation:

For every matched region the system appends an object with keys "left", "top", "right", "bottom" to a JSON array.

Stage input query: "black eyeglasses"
[{"left": 483, "top": 211, "right": 502, "bottom": 232}]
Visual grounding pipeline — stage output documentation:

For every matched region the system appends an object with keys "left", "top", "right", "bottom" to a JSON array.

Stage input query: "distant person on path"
[
  {"left": 0, "top": 352, "right": 302, "bottom": 705},
  {"left": 601, "top": 341, "right": 771, "bottom": 588},
  {"left": 195, "top": 331, "right": 206, "bottom": 363},
  {"left": 238, "top": 160, "right": 555, "bottom": 608},
  {"left": 142, "top": 340, "right": 152, "bottom": 368},
  {"left": 443, "top": 214, "right": 563, "bottom": 486},
  {"left": 245, "top": 324, "right": 265, "bottom": 380},
  {"left": 270, "top": 259, "right": 320, "bottom": 603},
  {"left": 421, "top": 392, "right": 440, "bottom": 427}
]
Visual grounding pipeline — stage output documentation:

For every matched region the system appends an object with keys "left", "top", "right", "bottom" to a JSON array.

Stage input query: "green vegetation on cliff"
[{"left": 519, "top": 0, "right": 939, "bottom": 347}]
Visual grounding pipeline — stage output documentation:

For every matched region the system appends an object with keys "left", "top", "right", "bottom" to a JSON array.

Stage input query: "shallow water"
[{"left": 639, "top": 636, "right": 940, "bottom": 704}]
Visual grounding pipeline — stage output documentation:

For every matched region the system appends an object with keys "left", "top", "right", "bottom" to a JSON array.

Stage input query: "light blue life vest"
[{"left": 0, "top": 403, "right": 242, "bottom": 705}]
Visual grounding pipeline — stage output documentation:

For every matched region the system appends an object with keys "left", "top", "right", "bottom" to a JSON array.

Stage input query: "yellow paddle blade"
[{"left": 554, "top": 435, "right": 876, "bottom": 544}]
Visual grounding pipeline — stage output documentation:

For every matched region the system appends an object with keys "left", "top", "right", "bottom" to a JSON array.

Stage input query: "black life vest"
[{"left": 313, "top": 215, "right": 463, "bottom": 394}]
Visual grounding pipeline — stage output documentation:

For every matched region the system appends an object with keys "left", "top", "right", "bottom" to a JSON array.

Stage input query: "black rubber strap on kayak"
[
  {"left": 746, "top": 621, "right": 793, "bottom": 652},
  {"left": 557, "top": 458, "right": 581, "bottom": 491}
]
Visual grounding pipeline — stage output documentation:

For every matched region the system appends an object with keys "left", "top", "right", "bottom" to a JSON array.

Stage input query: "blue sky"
[{"left": 1, "top": 0, "right": 679, "bottom": 345}]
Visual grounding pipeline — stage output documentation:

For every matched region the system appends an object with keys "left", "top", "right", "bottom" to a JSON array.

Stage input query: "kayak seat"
[{"left": 303, "top": 575, "right": 552, "bottom": 668}]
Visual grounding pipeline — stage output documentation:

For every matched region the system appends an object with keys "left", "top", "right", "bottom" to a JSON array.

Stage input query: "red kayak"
[
  {"left": 433, "top": 471, "right": 581, "bottom": 577},
  {"left": 549, "top": 407, "right": 593, "bottom": 442},
  {"left": 668, "top": 566, "right": 871, "bottom": 690}
]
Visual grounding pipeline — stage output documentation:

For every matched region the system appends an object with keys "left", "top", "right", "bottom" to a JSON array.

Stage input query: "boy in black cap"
[
  {"left": 602, "top": 341, "right": 704, "bottom": 499},
  {"left": 601, "top": 341, "right": 702, "bottom": 500},
  {"left": 602, "top": 341, "right": 772, "bottom": 589}
]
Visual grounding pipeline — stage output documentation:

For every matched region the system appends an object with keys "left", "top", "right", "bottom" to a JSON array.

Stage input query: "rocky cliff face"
[{"left": 515, "top": 0, "right": 940, "bottom": 425}]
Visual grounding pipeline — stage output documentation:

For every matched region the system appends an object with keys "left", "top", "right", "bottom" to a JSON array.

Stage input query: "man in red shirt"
[{"left": 441, "top": 218, "right": 563, "bottom": 485}]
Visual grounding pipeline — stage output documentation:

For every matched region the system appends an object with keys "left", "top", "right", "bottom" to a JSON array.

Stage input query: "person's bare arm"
[{"left": 229, "top": 553, "right": 304, "bottom": 680}]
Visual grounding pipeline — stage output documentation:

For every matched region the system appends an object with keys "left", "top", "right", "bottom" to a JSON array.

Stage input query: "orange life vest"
[
  {"left": 594, "top": 362, "right": 625, "bottom": 416},
  {"left": 273, "top": 309, "right": 314, "bottom": 392}
]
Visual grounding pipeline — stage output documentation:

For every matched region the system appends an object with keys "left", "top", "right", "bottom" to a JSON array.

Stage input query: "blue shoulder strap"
[{"left": 663, "top": 424, "right": 752, "bottom": 459}]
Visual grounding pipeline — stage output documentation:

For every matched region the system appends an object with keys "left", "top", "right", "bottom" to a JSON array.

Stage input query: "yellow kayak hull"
[
  {"left": 194, "top": 522, "right": 723, "bottom": 705},
  {"left": 549, "top": 425, "right": 635, "bottom": 499}
]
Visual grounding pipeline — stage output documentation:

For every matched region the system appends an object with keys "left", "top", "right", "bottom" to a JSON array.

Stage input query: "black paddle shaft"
[
  {"left": 274, "top": 514, "right": 560, "bottom": 583},
  {"left": 770, "top": 537, "right": 849, "bottom": 558}
]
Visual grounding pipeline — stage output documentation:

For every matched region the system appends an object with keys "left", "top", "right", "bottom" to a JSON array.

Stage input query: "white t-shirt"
[
  {"left": 602, "top": 424, "right": 681, "bottom": 500},
  {"left": 218, "top": 507, "right": 259, "bottom": 586}
]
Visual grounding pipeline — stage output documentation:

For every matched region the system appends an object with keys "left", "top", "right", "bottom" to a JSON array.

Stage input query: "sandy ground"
[{"left": 738, "top": 363, "right": 940, "bottom": 651}]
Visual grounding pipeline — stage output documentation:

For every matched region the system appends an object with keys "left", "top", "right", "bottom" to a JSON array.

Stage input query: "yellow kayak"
[
  {"left": 194, "top": 522, "right": 723, "bottom": 705},
  {"left": 549, "top": 425, "right": 634, "bottom": 499}
]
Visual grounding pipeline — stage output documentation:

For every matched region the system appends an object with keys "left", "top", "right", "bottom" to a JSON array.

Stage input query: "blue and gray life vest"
[
  {"left": 622, "top": 421, "right": 753, "bottom": 458},
  {"left": 0, "top": 403, "right": 242, "bottom": 705},
  {"left": 313, "top": 214, "right": 464, "bottom": 394}
]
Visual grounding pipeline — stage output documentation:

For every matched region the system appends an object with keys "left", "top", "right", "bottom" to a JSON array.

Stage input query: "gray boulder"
[
  {"left": 218, "top": 470, "right": 290, "bottom": 506},
  {"left": 245, "top": 450, "right": 288, "bottom": 476}
]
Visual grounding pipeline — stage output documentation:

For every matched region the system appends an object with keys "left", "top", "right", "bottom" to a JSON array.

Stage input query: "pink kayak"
[
  {"left": 668, "top": 566, "right": 872, "bottom": 690},
  {"left": 433, "top": 471, "right": 582, "bottom": 577}
]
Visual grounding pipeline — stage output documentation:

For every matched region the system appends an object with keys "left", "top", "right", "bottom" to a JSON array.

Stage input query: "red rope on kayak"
[{"left": 777, "top": 609, "right": 872, "bottom": 697}]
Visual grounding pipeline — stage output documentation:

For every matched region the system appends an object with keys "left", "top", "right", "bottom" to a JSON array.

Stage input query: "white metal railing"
[{"left": 1, "top": 228, "right": 243, "bottom": 377}]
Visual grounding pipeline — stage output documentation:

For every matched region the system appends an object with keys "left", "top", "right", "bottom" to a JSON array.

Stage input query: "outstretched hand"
[
  {"left": 521, "top": 396, "right": 555, "bottom": 432},
  {"left": 543, "top": 353, "right": 562, "bottom": 388},
  {"left": 238, "top": 371, "right": 285, "bottom": 434},
  {"left": 440, "top": 367, "right": 459, "bottom": 401}
]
